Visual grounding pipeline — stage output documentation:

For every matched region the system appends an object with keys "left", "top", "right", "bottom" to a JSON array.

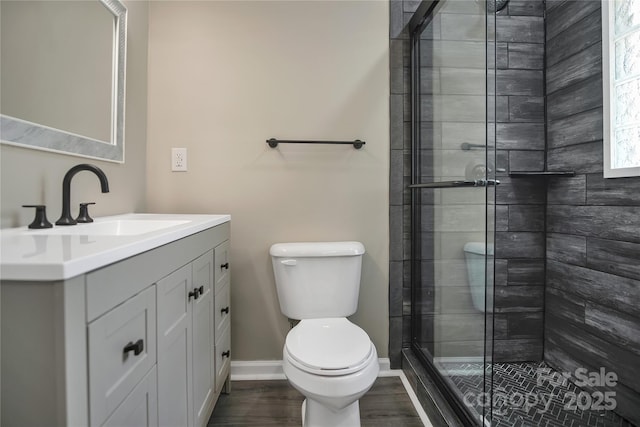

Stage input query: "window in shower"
[{"left": 603, "top": 0, "right": 640, "bottom": 178}]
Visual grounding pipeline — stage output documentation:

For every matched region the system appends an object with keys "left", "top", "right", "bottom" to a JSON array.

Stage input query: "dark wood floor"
[{"left": 208, "top": 377, "right": 425, "bottom": 426}]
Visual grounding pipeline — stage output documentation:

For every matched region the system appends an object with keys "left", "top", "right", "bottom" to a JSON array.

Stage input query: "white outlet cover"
[{"left": 172, "top": 148, "right": 187, "bottom": 171}]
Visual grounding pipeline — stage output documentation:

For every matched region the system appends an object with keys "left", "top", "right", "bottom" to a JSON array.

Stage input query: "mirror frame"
[{"left": 0, "top": 0, "right": 127, "bottom": 163}]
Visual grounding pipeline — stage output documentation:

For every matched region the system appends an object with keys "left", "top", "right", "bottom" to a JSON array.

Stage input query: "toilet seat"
[{"left": 285, "top": 318, "right": 374, "bottom": 376}]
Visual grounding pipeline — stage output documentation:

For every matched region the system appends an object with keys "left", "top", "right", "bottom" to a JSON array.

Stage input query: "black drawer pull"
[
  {"left": 222, "top": 350, "right": 230, "bottom": 358},
  {"left": 188, "top": 289, "right": 199, "bottom": 301},
  {"left": 221, "top": 306, "right": 229, "bottom": 315},
  {"left": 123, "top": 339, "right": 144, "bottom": 356},
  {"left": 220, "top": 262, "right": 229, "bottom": 270}
]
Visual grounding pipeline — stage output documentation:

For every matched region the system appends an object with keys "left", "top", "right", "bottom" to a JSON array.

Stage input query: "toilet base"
[{"left": 302, "top": 398, "right": 361, "bottom": 427}]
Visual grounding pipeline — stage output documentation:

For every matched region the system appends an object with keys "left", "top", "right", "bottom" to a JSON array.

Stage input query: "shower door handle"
[{"left": 408, "top": 179, "right": 500, "bottom": 189}]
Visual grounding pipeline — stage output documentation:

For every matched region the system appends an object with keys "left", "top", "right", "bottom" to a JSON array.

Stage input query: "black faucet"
[{"left": 56, "top": 164, "right": 110, "bottom": 226}]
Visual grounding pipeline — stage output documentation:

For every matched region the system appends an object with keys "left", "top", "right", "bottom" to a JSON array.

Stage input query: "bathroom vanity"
[{"left": 0, "top": 214, "right": 231, "bottom": 427}]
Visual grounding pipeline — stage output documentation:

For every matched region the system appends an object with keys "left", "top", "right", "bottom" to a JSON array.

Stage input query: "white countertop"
[{"left": 0, "top": 213, "right": 230, "bottom": 281}]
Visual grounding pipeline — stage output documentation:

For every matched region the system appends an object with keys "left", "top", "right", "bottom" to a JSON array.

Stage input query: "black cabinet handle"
[
  {"left": 222, "top": 350, "right": 230, "bottom": 358},
  {"left": 188, "top": 289, "right": 199, "bottom": 301},
  {"left": 123, "top": 339, "right": 144, "bottom": 356},
  {"left": 221, "top": 306, "right": 229, "bottom": 315},
  {"left": 220, "top": 263, "right": 229, "bottom": 270}
]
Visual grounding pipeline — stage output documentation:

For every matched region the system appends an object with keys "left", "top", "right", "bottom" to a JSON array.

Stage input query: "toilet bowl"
[
  {"left": 283, "top": 318, "right": 379, "bottom": 427},
  {"left": 270, "top": 242, "right": 379, "bottom": 427}
]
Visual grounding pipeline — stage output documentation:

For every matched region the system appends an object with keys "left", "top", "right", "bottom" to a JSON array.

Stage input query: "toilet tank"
[
  {"left": 463, "top": 242, "right": 494, "bottom": 313},
  {"left": 270, "top": 242, "right": 365, "bottom": 320}
]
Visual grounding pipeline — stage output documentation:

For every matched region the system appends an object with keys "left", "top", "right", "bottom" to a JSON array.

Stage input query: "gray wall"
[
  {"left": 544, "top": 1, "right": 640, "bottom": 425},
  {"left": 146, "top": 0, "right": 390, "bottom": 362}
]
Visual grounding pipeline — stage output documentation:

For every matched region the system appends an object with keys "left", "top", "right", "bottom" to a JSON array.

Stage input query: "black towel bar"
[{"left": 266, "top": 138, "right": 365, "bottom": 149}]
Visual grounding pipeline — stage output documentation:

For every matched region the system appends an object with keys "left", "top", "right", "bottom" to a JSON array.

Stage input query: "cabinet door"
[
  {"left": 89, "top": 286, "right": 156, "bottom": 427},
  {"left": 214, "top": 281, "right": 231, "bottom": 339},
  {"left": 214, "top": 240, "right": 230, "bottom": 292},
  {"left": 214, "top": 324, "right": 231, "bottom": 393},
  {"left": 192, "top": 250, "right": 215, "bottom": 427},
  {"left": 103, "top": 366, "right": 158, "bottom": 427},
  {"left": 157, "top": 264, "right": 193, "bottom": 427}
]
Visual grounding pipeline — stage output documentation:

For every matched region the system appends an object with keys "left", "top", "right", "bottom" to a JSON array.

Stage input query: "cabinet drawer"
[
  {"left": 214, "top": 325, "right": 231, "bottom": 393},
  {"left": 89, "top": 286, "right": 157, "bottom": 426},
  {"left": 214, "top": 281, "right": 231, "bottom": 338},
  {"left": 214, "top": 240, "right": 230, "bottom": 292},
  {"left": 102, "top": 366, "right": 158, "bottom": 427}
]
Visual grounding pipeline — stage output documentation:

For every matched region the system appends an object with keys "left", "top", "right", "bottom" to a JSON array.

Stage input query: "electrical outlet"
[{"left": 171, "top": 148, "right": 188, "bottom": 171}]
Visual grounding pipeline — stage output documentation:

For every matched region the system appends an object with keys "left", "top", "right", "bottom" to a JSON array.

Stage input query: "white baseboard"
[{"left": 231, "top": 358, "right": 393, "bottom": 381}]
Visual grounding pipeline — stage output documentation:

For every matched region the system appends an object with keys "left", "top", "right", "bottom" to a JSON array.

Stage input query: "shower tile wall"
[
  {"left": 544, "top": 2, "right": 640, "bottom": 425},
  {"left": 493, "top": 1, "right": 546, "bottom": 362}
]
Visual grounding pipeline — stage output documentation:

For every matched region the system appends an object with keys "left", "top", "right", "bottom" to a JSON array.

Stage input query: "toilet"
[
  {"left": 270, "top": 241, "right": 379, "bottom": 427},
  {"left": 463, "top": 242, "right": 494, "bottom": 313}
]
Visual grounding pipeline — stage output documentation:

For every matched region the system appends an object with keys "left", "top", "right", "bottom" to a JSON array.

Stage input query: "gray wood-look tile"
[
  {"left": 545, "top": 287, "right": 586, "bottom": 324},
  {"left": 496, "top": 16, "right": 544, "bottom": 43},
  {"left": 547, "top": 75, "right": 603, "bottom": 121},
  {"left": 497, "top": 69, "right": 544, "bottom": 96},
  {"left": 508, "top": 96, "right": 544, "bottom": 122},
  {"left": 496, "top": 205, "right": 509, "bottom": 231},
  {"left": 497, "top": 42, "right": 509, "bottom": 69},
  {"left": 547, "top": 205, "right": 640, "bottom": 243},
  {"left": 545, "top": 0, "right": 600, "bottom": 41},
  {"left": 585, "top": 303, "right": 640, "bottom": 356},
  {"left": 547, "top": 107, "right": 603, "bottom": 148},
  {"left": 547, "top": 175, "right": 587, "bottom": 205},
  {"left": 493, "top": 338, "right": 543, "bottom": 362},
  {"left": 546, "top": 42, "right": 602, "bottom": 95},
  {"left": 546, "top": 261, "right": 640, "bottom": 318},
  {"left": 547, "top": 140, "right": 603, "bottom": 174},
  {"left": 508, "top": 43, "right": 544, "bottom": 70},
  {"left": 543, "top": 0, "right": 640, "bottom": 421},
  {"left": 495, "top": 232, "right": 545, "bottom": 258},
  {"left": 587, "top": 237, "right": 640, "bottom": 281},
  {"left": 208, "top": 377, "right": 425, "bottom": 427},
  {"left": 496, "top": 123, "right": 545, "bottom": 150},
  {"left": 496, "top": 177, "right": 546, "bottom": 205},
  {"left": 546, "top": 9, "right": 601, "bottom": 67},
  {"left": 508, "top": 150, "right": 544, "bottom": 172},
  {"left": 507, "top": 259, "right": 545, "bottom": 285},
  {"left": 586, "top": 173, "right": 640, "bottom": 206},
  {"left": 494, "top": 285, "right": 544, "bottom": 312},
  {"left": 507, "top": 0, "right": 544, "bottom": 17},
  {"left": 546, "top": 233, "right": 587, "bottom": 266},
  {"left": 507, "top": 312, "right": 544, "bottom": 339},
  {"left": 545, "top": 315, "right": 640, "bottom": 394}
]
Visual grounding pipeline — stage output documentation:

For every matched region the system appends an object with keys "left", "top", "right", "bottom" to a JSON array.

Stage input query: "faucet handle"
[
  {"left": 76, "top": 202, "right": 96, "bottom": 223},
  {"left": 22, "top": 205, "right": 53, "bottom": 229}
]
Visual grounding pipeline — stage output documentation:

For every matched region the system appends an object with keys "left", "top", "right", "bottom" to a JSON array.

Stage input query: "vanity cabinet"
[{"left": 0, "top": 221, "right": 231, "bottom": 427}]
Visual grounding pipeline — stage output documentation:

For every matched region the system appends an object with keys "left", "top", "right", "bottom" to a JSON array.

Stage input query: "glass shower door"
[{"left": 410, "top": 0, "right": 496, "bottom": 424}]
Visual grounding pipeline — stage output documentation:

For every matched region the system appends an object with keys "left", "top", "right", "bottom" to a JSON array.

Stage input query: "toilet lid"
[{"left": 285, "top": 318, "right": 373, "bottom": 372}]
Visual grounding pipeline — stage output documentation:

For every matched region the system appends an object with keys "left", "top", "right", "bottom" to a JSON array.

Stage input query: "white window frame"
[{"left": 602, "top": 0, "right": 640, "bottom": 178}]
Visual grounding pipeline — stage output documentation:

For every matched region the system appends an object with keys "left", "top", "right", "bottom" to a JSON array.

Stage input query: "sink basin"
[
  {"left": 36, "top": 219, "right": 191, "bottom": 236},
  {"left": 1, "top": 213, "right": 231, "bottom": 281}
]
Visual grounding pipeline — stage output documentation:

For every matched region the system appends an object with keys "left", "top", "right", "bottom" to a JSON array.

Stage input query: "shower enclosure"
[
  {"left": 405, "top": 1, "right": 636, "bottom": 426},
  {"left": 408, "top": 0, "right": 496, "bottom": 424}
]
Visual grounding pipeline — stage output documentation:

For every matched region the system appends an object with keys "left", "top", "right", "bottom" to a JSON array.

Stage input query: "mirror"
[{"left": 0, "top": 0, "right": 127, "bottom": 163}]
